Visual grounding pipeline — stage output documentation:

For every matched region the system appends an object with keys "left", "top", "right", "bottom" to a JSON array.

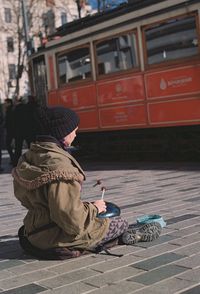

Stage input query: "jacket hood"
[{"left": 12, "top": 142, "right": 85, "bottom": 190}]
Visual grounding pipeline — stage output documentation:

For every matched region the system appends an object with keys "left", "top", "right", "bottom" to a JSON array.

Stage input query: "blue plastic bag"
[{"left": 137, "top": 214, "right": 166, "bottom": 228}]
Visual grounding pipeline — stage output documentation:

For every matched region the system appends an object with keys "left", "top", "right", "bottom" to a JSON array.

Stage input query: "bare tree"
[
  {"left": 3, "top": 0, "right": 95, "bottom": 101},
  {"left": 3, "top": 0, "right": 28, "bottom": 101},
  {"left": 14, "top": 2, "right": 26, "bottom": 100},
  {"left": 7, "top": 0, "right": 48, "bottom": 101}
]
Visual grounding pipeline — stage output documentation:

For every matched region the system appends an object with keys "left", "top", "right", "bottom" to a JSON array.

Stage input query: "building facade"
[{"left": 0, "top": 0, "right": 94, "bottom": 103}]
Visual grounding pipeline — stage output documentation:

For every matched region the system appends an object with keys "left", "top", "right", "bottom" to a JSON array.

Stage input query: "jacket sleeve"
[{"left": 48, "top": 180, "right": 98, "bottom": 236}]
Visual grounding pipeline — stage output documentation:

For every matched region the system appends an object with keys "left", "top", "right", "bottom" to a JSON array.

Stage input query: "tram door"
[{"left": 32, "top": 55, "right": 47, "bottom": 105}]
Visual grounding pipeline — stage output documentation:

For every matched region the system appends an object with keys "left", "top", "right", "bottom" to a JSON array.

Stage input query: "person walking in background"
[
  {"left": 13, "top": 96, "right": 37, "bottom": 166},
  {"left": 4, "top": 98, "right": 15, "bottom": 165},
  {"left": 13, "top": 97, "right": 29, "bottom": 166},
  {"left": 25, "top": 95, "right": 38, "bottom": 144},
  {"left": 0, "top": 102, "right": 4, "bottom": 172}
]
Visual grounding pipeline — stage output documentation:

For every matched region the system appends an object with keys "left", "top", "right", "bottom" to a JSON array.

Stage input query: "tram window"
[
  {"left": 57, "top": 47, "right": 91, "bottom": 85},
  {"left": 144, "top": 15, "right": 199, "bottom": 65},
  {"left": 96, "top": 33, "right": 138, "bottom": 76},
  {"left": 33, "top": 56, "right": 47, "bottom": 105}
]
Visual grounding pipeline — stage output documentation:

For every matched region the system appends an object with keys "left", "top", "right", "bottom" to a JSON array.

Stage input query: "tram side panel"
[
  {"left": 96, "top": 73, "right": 147, "bottom": 130},
  {"left": 146, "top": 65, "right": 200, "bottom": 127},
  {"left": 47, "top": 63, "right": 200, "bottom": 132}
]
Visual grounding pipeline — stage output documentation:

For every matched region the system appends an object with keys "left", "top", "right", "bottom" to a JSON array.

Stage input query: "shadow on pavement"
[
  {"left": 2, "top": 149, "right": 200, "bottom": 173},
  {"left": 81, "top": 161, "right": 200, "bottom": 172},
  {"left": 0, "top": 235, "right": 33, "bottom": 260}
]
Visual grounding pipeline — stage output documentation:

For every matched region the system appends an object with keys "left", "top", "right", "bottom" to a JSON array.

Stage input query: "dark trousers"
[
  {"left": 6, "top": 132, "right": 15, "bottom": 164},
  {"left": 0, "top": 127, "right": 3, "bottom": 167},
  {"left": 14, "top": 135, "right": 31, "bottom": 166}
]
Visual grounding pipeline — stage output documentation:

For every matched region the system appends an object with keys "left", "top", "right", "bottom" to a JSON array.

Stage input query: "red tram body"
[{"left": 28, "top": 0, "right": 200, "bottom": 159}]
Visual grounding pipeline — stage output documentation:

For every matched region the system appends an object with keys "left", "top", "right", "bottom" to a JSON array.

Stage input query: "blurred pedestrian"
[
  {"left": 25, "top": 95, "right": 38, "bottom": 144},
  {"left": 0, "top": 102, "right": 4, "bottom": 172},
  {"left": 13, "top": 98, "right": 27, "bottom": 166},
  {"left": 4, "top": 98, "right": 15, "bottom": 165},
  {"left": 13, "top": 96, "right": 37, "bottom": 166}
]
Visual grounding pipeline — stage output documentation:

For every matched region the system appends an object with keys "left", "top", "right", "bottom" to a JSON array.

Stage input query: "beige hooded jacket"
[{"left": 12, "top": 141, "right": 110, "bottom": 250}]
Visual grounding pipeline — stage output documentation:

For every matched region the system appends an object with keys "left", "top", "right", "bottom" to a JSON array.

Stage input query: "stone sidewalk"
[{"left": 0, "top": 150, "right": 200, "bottom": 293}]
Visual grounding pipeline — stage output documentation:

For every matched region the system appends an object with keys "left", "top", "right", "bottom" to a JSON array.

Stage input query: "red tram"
[{"left": 28, "top": 0, "right": 200, "bottom": 160}]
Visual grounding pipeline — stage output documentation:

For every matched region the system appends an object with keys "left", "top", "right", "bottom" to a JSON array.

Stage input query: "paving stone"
[
  {"left": 132, "top": 286, "right": 163, "bottom": 294},
  {"left": 47, "top": 254, "right": 114, "bottom": 274},
  {"left": 131, "top": 252, "right": 185, "bottom": 270},
  {"left": 90, "top": 255, "right": 141, "bottom": 272},
  {"left": 0, "top": 241, "right": 21, "bottom": 253},
  {"left": 180, "top": 284, "right": 200, "bottom": 294},
  {"left": 133, "top": 277, "right": 195, "bottom": 294},
  {"left": 83, "top": 280, "right": 142, "bottom": 294},
  {"left": 0, "top": 270, "right": 16, "bottom": 281},
  {"left": 0, "top": 214, "right": 21, "bottom": 220},
  {"left": 174, "top": 241, "right": 200, "bottom": 256},
  {"left": 0, "top": 251, "right": 25, "bottom": 261},
  {"left": 83, "top": 267, "right": 143, "bottom": 288},
  {"left": 167, "top": 216, "right": 200, "bottom": 230},
  {"left": 8, "top": 259, "right": 72, "bottom": 275},
  {"left": 158, "top": 175, "right": 186, "bottom": 181},
  {"left": 0, "top": 283, "right": 47, "bottom": 294},
  {"left": 120, "top": 199, "right": 162, "bottom": 209},
  {"left": 174, "top": 254, "right": 200, "bottom": 269},
  {"left": 167, "top": 226, "right": 200, "bottom": 238},
  {"left": 107, "top": 244, "right": 145, "bottom": 256},
  {"left": 128, "top": 264, "right": 188, "bottom": 285},
  {"left": 0, "top": 260, "right": 25, "bottom": 271},
  {"left": 177, "top": 267, "right": 200, "bottom": 282},
  {"left": 41, "top": 282, "right": 96, "bottom": 294},
  {"left": 168, "top": 217, "right": 200, "bottom": 230},
  {"left": 184, "top": 196, "right": 200, "bottom": 202},
  {"left": 133, "top": 242, "right": 180, "bottom": 257},
  {"left": 0, "top": 269, "right": 56, "bottom": 290},
  {"left": 169, "top": 233, "right": 200, "bottom": 246},
  {"left": 38, "top": 268, "right": 97, "bottom": 289},
  {"left": 0, "top": 204, "right": 13, "bottom": 208},
  {"left": 166, "top": 214, "right": 199, "bottom": 225}
]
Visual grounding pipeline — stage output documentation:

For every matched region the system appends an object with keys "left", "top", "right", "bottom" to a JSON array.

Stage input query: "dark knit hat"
[{"left": 35, "top": 106, "right": 80, "bottom": 140}]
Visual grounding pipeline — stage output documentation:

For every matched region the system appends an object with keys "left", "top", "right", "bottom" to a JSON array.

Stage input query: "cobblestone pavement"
[{"left": 0, "top": 150, "right": 200, "bottom": 293}]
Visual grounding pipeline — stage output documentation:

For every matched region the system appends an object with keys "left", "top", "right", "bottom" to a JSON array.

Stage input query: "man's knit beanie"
[{"left": 35, "top": 106, "right": 80, "bottom": 140}]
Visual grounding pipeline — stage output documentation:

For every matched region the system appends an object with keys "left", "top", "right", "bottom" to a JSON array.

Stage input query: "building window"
[
  {"left": 7, "top": 37, "right": 14, "bottom": 52},
  {"left": 4, "top": 8, "right": 12, "bottom": 23},
  {"left": 8, "top": 64, "right": 16, "bottom": 80},
  {"left": 61, "top": 12, "right": 67, "bottom": 25}
]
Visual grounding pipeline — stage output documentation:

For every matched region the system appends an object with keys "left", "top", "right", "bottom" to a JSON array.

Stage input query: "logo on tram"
[{"left": 160, "top": 76, "right": 193, "bottom": 90}]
